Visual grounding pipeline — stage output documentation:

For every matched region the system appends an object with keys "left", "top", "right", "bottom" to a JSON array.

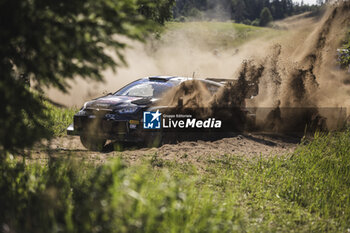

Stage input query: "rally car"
[{"left": 67, "top": 76, "right": 258, "bottom": 150}]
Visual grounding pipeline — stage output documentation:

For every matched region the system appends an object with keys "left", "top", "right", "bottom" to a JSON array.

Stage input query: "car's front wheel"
[
  {"left": 80, "top": 135, "right": 106, "bottom": 151},
  {"left": 144, "top": 132, "right": 163, "bottom": 147}
]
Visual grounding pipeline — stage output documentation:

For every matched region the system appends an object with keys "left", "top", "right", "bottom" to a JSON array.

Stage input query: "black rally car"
[{"left": 67, "top": 76, "right": 225, "bottom": 150}]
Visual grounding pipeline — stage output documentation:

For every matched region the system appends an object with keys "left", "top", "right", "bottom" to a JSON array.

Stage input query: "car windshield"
[{"left": 114, "top": 80, "right": 176, "bottom": 98}]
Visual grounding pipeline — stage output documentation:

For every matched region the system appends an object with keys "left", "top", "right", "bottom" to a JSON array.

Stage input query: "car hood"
[{"left": 84, "top": 95, "right": 154, "bottom": 110}]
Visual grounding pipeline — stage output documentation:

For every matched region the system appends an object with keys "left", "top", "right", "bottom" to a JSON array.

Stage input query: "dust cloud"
[
  {"left": 248, "top": 1, "right": 350, "bottom": 131},
  {"left": 46, "top": 1, "right": 350, "bottom": 132},
  {"left": 159, "top": 1, "right": 350, "bottom": 132},
  {"left": 45, "top": 21, "right": 275, "bottom": 107}
]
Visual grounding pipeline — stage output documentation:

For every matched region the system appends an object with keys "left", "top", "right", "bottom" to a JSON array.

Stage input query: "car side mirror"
[{"left": 178, "top": 98, "right": 183, "bottom": 107}]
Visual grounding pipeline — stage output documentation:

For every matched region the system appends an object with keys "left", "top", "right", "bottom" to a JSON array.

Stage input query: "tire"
[
  {"left": 144, "top": 132, "right": 163, "bottom": 148},
  {"left": 80, "top": 135, "right": 106, "bottom": 151}
]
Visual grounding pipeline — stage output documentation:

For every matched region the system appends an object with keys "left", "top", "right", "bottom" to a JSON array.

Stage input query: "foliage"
[
  {"left": 139, "top": 0, "right": 175, "bottom": 25},
  {"left": 0, "top": 0, "right": 174, "bottom": 154},
  {"left": 1, "top": 0, "right": 158, "bottom": 92},
  {"left": 0, "top": 158, "right": 245, "bottom": 233},
  {"left": 173, "top": 0, "right": 320, "bottom": 23},
  {"left": 259, "top": 7, "right": 273, "bottom": 26},
  {"left": 44, "top": 103, "right": 77, "bottom": 137},
  {"left": 0, "top": 80, "right": 52, "bottom": 153},
  {"left": 2, "top": 131, "right": 350, "bottom": 232},
  {"left": 204, "top": 130, "right": 350, "bottom": 231},
  {"left": 266, "top": 131, "right": 350, "bottom": 223},
  {"left": 163, "top": 21, "right": 277, "bottom": 50},
  {"left": 338, "top": 29, "right": 350, "bottom": 68},
  {"left": 251, "top": 18, "right": 260, "bottom": 27},
  {"left": 242, "top": 19, "right": 252, "bottom": 25}
]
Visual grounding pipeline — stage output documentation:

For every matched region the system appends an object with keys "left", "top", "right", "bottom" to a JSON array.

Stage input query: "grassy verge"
[
  {"left": 162, "top": 21, "right": 282, "bottom": 49},
  {"left": 202, "top": 131, "right": 350, "bottom": 232},
  {"left": 44, "top": 102, "right": 77, "bottom": 137},
  {"left": 1, "top": 130, "right": 350, "bottom": 232}
]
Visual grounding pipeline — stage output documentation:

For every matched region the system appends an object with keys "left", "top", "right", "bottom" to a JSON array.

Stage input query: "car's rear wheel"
[{"left": 80, "top": 135, "right": 106, "bottom": 151}]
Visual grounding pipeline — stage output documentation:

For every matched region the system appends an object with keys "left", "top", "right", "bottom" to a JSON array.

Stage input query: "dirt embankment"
[{"left": 32, "top": 134, "right": 297, "bottom": 166}]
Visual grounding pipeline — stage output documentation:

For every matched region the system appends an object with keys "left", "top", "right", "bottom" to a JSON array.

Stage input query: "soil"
[{"left": 30, "top": 134, "right": 298, "bottom": 167}]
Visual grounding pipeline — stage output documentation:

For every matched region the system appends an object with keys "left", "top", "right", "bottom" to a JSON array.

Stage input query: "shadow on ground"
[{"left": 100, "top": 132, "right": 303, "bottom": 153}]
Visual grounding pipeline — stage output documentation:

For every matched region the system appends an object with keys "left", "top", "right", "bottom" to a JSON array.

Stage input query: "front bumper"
[
  {"left": 67, "top": 115, "right": 144, "bottom": 142},
  {"left": 67, "top": 123, "right": 79, "bottom": 136}
]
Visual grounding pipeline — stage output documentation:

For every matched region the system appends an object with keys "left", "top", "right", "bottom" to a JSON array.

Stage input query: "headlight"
[
  {"left": 76, "top": 110, "right": 87, "bottom": 116},
  {"left": 117, "top": 106, "right": 138, "bottom": 114}
]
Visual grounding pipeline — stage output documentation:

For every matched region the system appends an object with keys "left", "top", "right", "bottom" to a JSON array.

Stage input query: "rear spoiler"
[
  {"left": 148, "top": 76, "right": 169, "bottom": 82},
  {"left": 205, "top": 78, "right": 236, "bottom": 84},
  {"left": 206, "top": 78, "right": 259, "bottom": 98}
]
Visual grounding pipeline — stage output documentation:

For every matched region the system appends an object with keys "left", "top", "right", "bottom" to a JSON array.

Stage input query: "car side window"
[
  {"left": 205, "top": 83, "right": 220, "bottom": 94},
  {"left": 126, "top": 84, "right": 154, "bottom": 97}
]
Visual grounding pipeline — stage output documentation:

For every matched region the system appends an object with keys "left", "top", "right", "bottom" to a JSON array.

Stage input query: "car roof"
[
  {"left": 141, "top": 76, "right": 189, "bottom": 82},
  {"left": 141, "top": 76, "right": 225, "bottom": 86}
]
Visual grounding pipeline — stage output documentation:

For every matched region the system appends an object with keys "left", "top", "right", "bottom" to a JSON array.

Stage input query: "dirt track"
[
  {"left": 35, "top": 4, "right": 350, "bottom": 167},
  {"left": 32, "top": 134, "right": 298, "bottom": 166}
]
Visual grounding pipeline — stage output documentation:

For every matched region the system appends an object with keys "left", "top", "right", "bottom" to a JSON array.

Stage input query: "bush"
[
  {"left": 338, "top": 29, "right": 350, "bottom": 69},
  {"left": 0, "top": 158, "right": 245, "bottom": 233},
  {"left": 177, "top": 16, "right": 187, "bottom": 22},
  {"left": 259, "top": 7, "right": 273, "bottom": 27},
  {"left": 242, "top": 19, "right": 251, "bottom": 25},
  {"left": 251, "top": 19, "right": 260, "bottom": 27},
  {"left": 44, "top": 102, "right": 77, "bottom": 137},
  {"left": 2, "top": 130, "right": 350, "bottom": 232}
]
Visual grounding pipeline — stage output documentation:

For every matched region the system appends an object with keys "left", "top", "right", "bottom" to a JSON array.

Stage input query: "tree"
[
  {"left": 139, "top": 0, "right": 175, "bottom": 24},
  {"left": 260, "top": 7, "right": 273, "bottom": 26},
  {"left": 231, "top": 0, "right": 247, "bottom": 22},
  {"left": 173, "top": 0, "right": 318, "bottom": 23},
  {"left": 0, "top": 0, "right": 174, "bottom": 154}
]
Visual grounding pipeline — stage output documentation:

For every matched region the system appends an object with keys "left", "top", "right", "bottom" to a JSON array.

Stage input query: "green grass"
[
  {"left": 202, "top": 131, "right": 350, "bottom": 232},
  {"left": 163, "top": 21, "right": 282, "bottom": 49},
  {"left": 1, "top": 130, "right": 350, "bottom": 232},
  {"left": 0, "top": 157, "right": 245, "bottom": 233},
  {"left": 44, "top": 102, "right": 77, "bottom": 137}
]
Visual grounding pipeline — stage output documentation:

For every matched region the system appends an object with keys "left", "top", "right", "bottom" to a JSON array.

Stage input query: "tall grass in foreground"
[
  {"left": 270, "top": 132, "right": 350, "bottom": 221},
  {"left": 0, "top": 158, "right": 245, "bottom": 233},
  {"left": 232, "top": 130, "right": 350, "bottom": 232},
  {"left": 1, "top": 130, "right": 350, "bottom": 232}
]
